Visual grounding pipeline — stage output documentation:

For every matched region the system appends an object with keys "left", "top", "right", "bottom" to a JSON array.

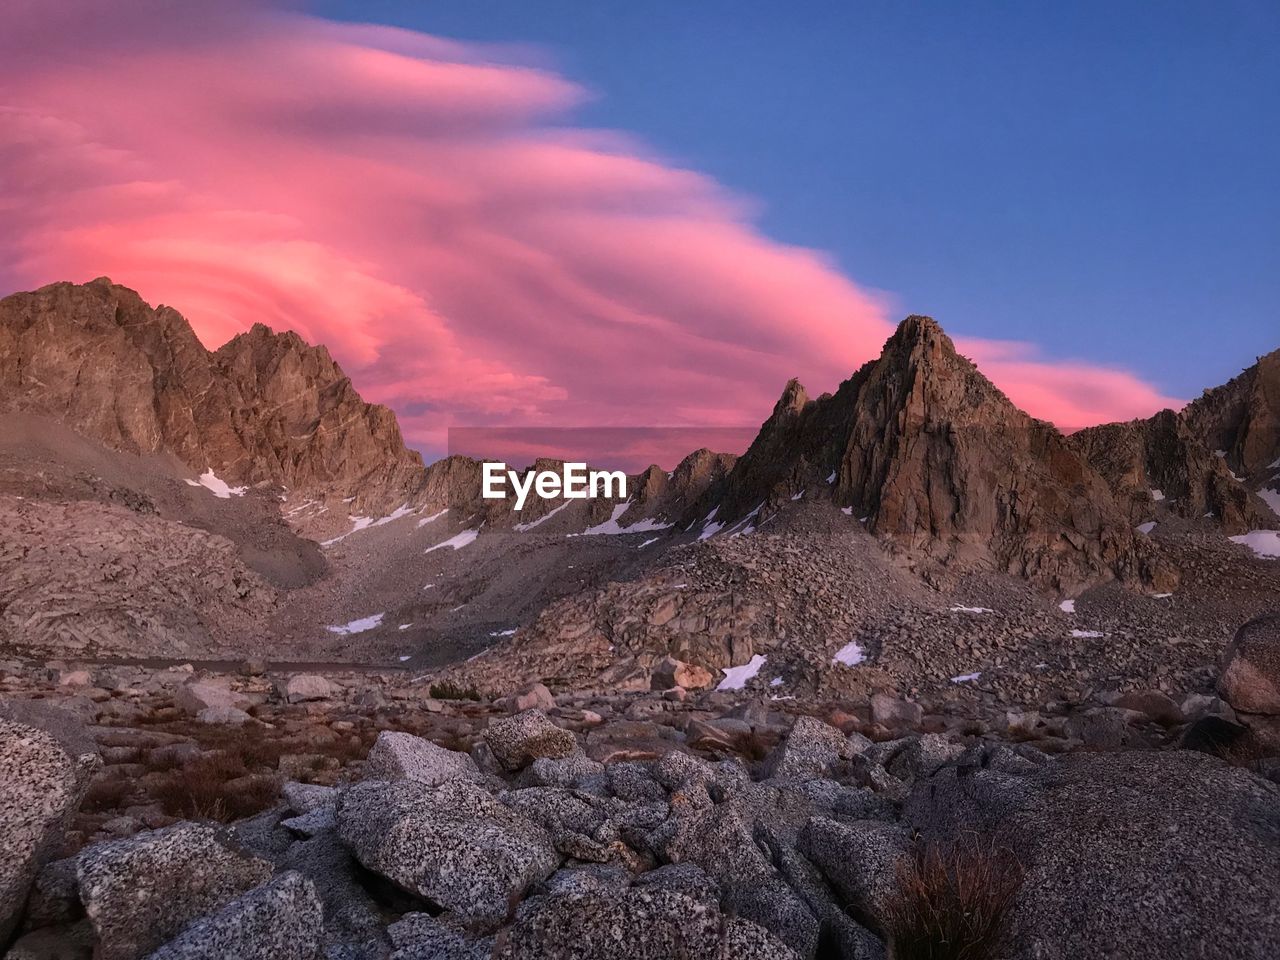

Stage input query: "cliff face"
[
  {"left": 0, "top": 278, "right": 423, "bottom": 501},
  {"left": 1183, "top": 348, "right": 1280, "bottom": 480},
  {"left": 1070, "top": 409, "right": 1268, "bottom": 533},
  {"left": 700, "top": 316, "right": 1175, "bottom": 594}
]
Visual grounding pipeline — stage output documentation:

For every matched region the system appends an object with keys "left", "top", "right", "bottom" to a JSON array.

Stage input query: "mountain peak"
[
  {"left": 772, "top": 378, "right": 810, "bottom": 417},
  {"left": 701, "top": 313, "right": 1175, "bottom": 593}
]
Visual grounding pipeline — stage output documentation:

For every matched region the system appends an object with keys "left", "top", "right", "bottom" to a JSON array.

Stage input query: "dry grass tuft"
[
  {"left": 882, "top": 836, "right": 1024, "bottom": 960},
  {"left": 430, "top": 681, "right": 481, "bottom": 701},
  {"left": 151, "top": 752, "right": 281, "bottom": 822},
  {"left": 82, "top": 776, "right": 134, "bottom": 813},
  {"left": 728, "top": 727, "right": 781, "bottom": 765}
]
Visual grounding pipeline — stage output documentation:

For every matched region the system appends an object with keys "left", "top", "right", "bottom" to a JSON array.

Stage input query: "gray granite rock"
[
  {"left": 281, "top": 832, "right": 387, "bottom": 957},
  {"left": 522, "top": 754, "right": 606, "bottom": 790},
  {"left": 142, "top": 872, "right": 323, "bottom": 960},
  {"left": 797, "top": 818, "right": 911, "bottom": 928},
  {"left": 387, "top": 913, "right": 492, "bottom": 960},
  {"left": 364, "top": 731, "right": 482, "bottom": 786},
  {"left": 75, "top": 823, "right": 273, "bottom": 960},
  {"left": 484, "top": 710, "right": 578, "bottom": 771},
  {"left": 337, "top": 778, "right": 559, "bottom": 932},
  {"left": 494, "top": 887, "right": 799, "bottom": 959},
  {"left": 1, "top": 710, "right": 100, "bottom": 944},
  {"left": 905, "top": 749, "right": 1280, "bottom": 959},
  {"left": 763, "top": 715, "right": 850, "bottom": 781}
]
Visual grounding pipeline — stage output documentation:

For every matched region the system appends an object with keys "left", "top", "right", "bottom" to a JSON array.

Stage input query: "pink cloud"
[{"left": 0, "top": 1, "right": 1182, "bottom": 466}]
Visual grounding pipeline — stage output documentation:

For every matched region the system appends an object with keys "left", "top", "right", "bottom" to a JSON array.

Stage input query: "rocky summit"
[{"left": 2, "top": 279, "right": 1280, "bottom": 958}]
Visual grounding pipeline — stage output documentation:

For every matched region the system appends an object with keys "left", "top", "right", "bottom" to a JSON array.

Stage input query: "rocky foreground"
[{"left": 4, "top": 616, "right": 1280, "bottom": 960}]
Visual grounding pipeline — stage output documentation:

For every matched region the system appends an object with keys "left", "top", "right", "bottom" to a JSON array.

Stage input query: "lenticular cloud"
[{"left": 0, "top": 0, "right": 1181, "bottom": 461}]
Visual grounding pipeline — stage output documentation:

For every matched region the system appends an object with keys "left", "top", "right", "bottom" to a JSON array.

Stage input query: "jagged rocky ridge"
[
  {"left": 687, "top": 316, "right": 1176, "bottom": 594},
  {"left": 1185, "top": 347, "right": 1280, "bottom": 479},
  {"left": 0, "top": 279, "right": 424, "bottom": 505},
  {"left": 1070, "top": 408, "right": 1269, "bottom": 532}
]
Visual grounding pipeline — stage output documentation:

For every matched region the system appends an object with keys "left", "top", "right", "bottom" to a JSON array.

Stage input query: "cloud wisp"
[{"left": 0, "top": 0, "right": 1182, "bottom": 464}]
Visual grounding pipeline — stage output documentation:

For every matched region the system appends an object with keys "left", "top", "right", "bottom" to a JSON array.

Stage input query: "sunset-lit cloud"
[{"left": 0, "top": 0, "right": 1182, "bottom": 465}]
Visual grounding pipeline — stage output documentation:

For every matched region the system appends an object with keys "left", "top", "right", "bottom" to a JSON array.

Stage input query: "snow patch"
[
  {"left": 950, "top": 606, "right": 993, "bottom": 614},
  {"left": 832, "top": 641, "right": 866, "bottom": 666},
  {"left": 574, "top": 501, "right": 674, "bottom": 537},
  {"left": 1230, "top": 530, "right": 1280, "bottom": 558},
  {"left": 637, "top": 537, "right": 659, "bottom": 549},
  {"left": 514, "top": 500, "right": 571, "bottom": 532},
  {"left": 417, "top": 508, "right": 448, "bottom": 528},
  {"left": 840, "top": 506, "right": 853, "bottom": 516},
  {"left": 397, "top": 655, "right": 411, "bottom": 662},
  {"left": 826, "top": 471, "right": 837, "bottom": 484},
  {"left": 1070, "top": 629, "right": 1105, "bottom": 638},
  {"left": 398, "top": 623, "right": 413, "bottom": 631},
  {"left": 326, "top": 613, "right": 384, "bottom": 636},
  {"left": 1058, "top": 599, "right": 1076, "bottom": 614},
  {"left": 425, "top": 529, "right": 480, "bottom": 553},
  {"left": 716, "top": 654, "right": 767, "bottom": 691},
  {"left": 950, "top": 672, "right": 981, "bottom": 684},
  {"left": 489, "top": 628, "right": 517, "bottom": 637},
  {"left": 185, "top": 469, "right": 246, "bottom": 499},
  {"left": 1258, "top": 487, "right": 1280, "bottom": 516},
  {"left": 323, "top": 504, "right": 415, "bottom": 545},
  {"left": 1150, "top": 489, "right": 1165, "bottom": 502},
  {"left": 769, "top": 677, "right": 784, "bottom": 687},
  {"left": 1136, "top": 521, "right": 1157, "bottom": 535},
  {"left": 1153, "top": 592, "right": 1173, "bottom": 599},
  {"left": 790, "top": 490, "right": 805, "bottom": 501}
]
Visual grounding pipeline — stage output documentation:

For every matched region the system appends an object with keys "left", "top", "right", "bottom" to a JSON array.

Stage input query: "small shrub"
[
  {"left": 881, "top": 836, "right": 1024, "bottom": 960},
  {"left": 430, "top": 681, "right": 481, "bottom": 701}
]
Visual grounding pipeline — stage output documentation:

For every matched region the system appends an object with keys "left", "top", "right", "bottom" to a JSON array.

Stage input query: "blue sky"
[{"left": 317, "top": 0, "right": 1278, "bottom": 399}]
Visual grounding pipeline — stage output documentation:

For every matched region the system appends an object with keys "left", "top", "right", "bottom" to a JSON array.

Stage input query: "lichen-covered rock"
[
  {"left": 1218, "top": 614, "right": 1280, "bottom": 715},
  {"left": 337, "top": 778, "right": 559, "bottom": 932},
  {"left": 364, "top": 731, "right": 482, "bottom": 786},
  {"left": 494, "top": 888, "right": 800, "bottom": 960},
  {"left": 143, "top": 872, "right": 323, "bottom": 960},
  {"left": 0, "top": 710, "right": 100, "bottom": 944},
  {"left": 483, "top": 710, "right": 578, "bottom": 771},
  {"left": 75, "top": 823, "right": 273, "bottom": 960}
]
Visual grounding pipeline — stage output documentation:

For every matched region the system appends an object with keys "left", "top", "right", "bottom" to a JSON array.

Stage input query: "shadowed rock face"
[
  {"left": 0, "top": 278, "right": 423, "bottom": 502},
  {"left": 1184, "top": 347, "right": 1280, "bottom": 480},
  {"left": 1070, "top": 408, "right": 1269, "bottom": 533},
  {"left": 703, "top": 315, "right": 1175, "bottom": 594}
]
